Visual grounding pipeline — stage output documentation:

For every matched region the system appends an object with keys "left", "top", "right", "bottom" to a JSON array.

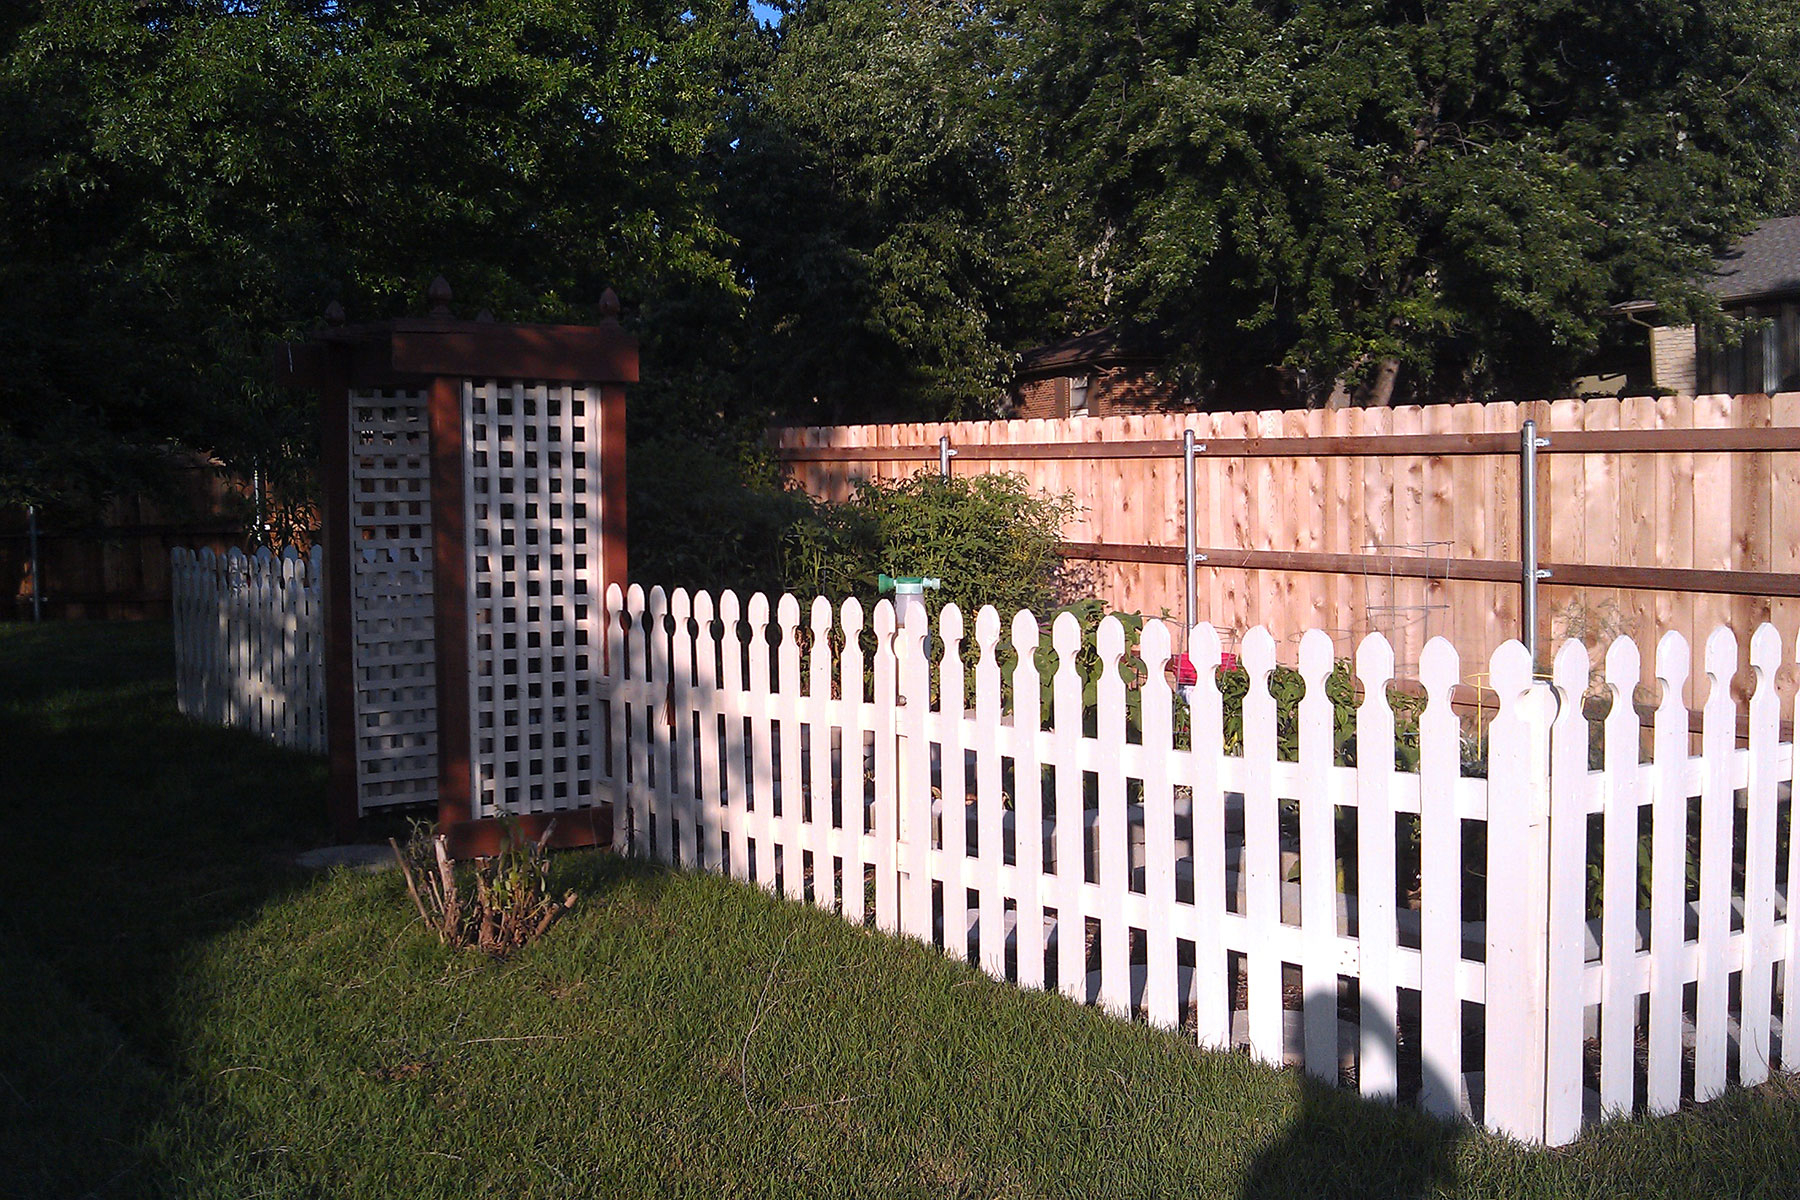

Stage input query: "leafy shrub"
[
  {"left": 780, "top": 469, "right": 1077, "bottom": 623},
  {"left": 628, "top": 435, "right": 816, "bottom": 598}
]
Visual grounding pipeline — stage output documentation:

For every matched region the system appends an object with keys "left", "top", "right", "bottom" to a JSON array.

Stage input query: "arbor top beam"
[{"left": 275, "top": 284, "right": 638, "bottom": 389}]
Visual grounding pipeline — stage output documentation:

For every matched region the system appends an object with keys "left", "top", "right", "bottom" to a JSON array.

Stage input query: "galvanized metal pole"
[
  {"left": 26, "top": 503, "right": 41, "bottom": 622},
  {"left": 1183, "top": 430, "right": 1199, "bottom": 646},
  {"left": 1519, "top": 420, "right": 1549, "bottom": 662},
  {"left": 938, "top": 435, "right": 954, "bottom": 480}
]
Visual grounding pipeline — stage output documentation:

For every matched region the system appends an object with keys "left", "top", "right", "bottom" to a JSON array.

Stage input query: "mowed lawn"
[{"left": 6, "top": 621, "right": 1800, "bottom": 1199}]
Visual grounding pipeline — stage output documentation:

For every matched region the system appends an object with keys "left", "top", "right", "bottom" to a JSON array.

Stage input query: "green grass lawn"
[{"left": 6, "top": 620, "right": 1800, "bottom": 1198}]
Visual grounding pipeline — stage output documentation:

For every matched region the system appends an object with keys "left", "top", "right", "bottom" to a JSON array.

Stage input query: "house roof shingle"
[
  {"left": 1706, "top": 215, "right": 1800, "bottom": 304},
  {"left": 1015, "top": 326, "right": 1166, "bottom": 379}
]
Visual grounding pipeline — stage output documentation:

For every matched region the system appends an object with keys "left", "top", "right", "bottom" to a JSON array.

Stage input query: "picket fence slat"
[
  {"left": 169, "top": 546, "right": 326, "bottom": 755},
  {"left": 1599, "top": 636, "right": 1642, "bottom": 1116},
  {"left": 1648, "top": 632, "right": 1690, "bottom": 1116},
  {"left": 1694, "top": 628, "right": 1737, "bottom": 1102},
  {"left": 1546, "top": 640, "right": 1591, "bottom": 1146},
  {"left": 1417, "top": 638, "right": 1463, "bottom": 1119},
  {"left": 1297, "top": 631, "right": 1339, "bottom": 1083},
  {"left": 1741, "top": 625, "right": 1782, "bottom": 1087}
]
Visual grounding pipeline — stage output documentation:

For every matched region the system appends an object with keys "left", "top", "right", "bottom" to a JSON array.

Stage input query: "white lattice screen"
[
  {"left": 463, "top": 380, "right": 607, "bottom": 818},
  {"left": 348, "top": 390, "right": 439, "bottom": 810}
]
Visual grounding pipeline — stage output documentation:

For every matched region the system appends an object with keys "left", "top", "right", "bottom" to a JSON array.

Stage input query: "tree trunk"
[{"left": 1363, "top": 357, "right": 1401, "bottom": 407}]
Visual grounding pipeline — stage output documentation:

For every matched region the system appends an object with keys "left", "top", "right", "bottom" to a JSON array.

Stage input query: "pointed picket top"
[
  {"left": 1051, "top": 608, "right": 1082, "bottom": 663},
  {"left": 693, "top": 588, "right": 715, "bottom": 626},
  {"left": 1298, "top": 627, "right": 1333, "bottom": 688},
  {"left": 939, "top": 602, "right": 965, "bottom": 653},
  {"left": 1750, "top": 622, "right": 1781, "bottom": 683},
  {"left": 1551, "top": 638, "right": 1589, "bottom": 712},
  {"left": 282, "top": 544, "right": 300, "bottom": 562},
  {"left": 776, "top": 592, "right": 800, "bottom": 636},
  {"left": 626, "top": 583, "right": 647, "bottom": 622},
  {"left": 670, "top": 587, "right": 691, "bottom": 625},
  {"left": 605, "top": 580, "right": 624, "bottom": 612},
  {"left": 1420, "top": 637, "right": 1458, "bottom": 704},
  {"left": 1603, "top": 633, "right": 1640, "bottom": 702},
  {"left": 1703, "top": 625, "right": 1737, "bottom": 697},
  {"left": 256, "top": 544, "right": 273, "bottom": 565},
  {"left": 1654, "top": 629, "right": 1691, "bottom": 707},
  {"left": 1241, "top": 625, "right": 1277, "bottom": 685},
  {"left": 1140, "top": 618, "right": 1172, "bottom": 683},
  {"left": 718, "top": 588, "right": 741, "bottom": 627},
  {"left": 747, "top": 591, "right": 771, "bottom": 630},
  {"left": 648, "top": 584, "right": 668, "bottom": 623},
  {"left": 1356, "top": 631, "right": 1396, "bottom": 693},
  {"left": 807, "top": 594, "right": 834, "bottom": 705},
  {"left": 1191, "top": 621, "right": 1222, "bottom": 674},
  {"left": 1489, "top": 638, "right": 1534, "bottom": 701},
  {"left": 872, "top": 597, "right": 895, "bottom": 639},
  {"left": 1010, "top": 609, "right": 1042, "bottom": 727},
  {"left": 840, "top": 594, "right": 864, "bottom": 637},
  {"left": 974, "top": 605, "right": 1001, "bottom": 656},
  {"left": 1096, "top": 612, "right": 1126, "bottom": 671},
  {"left": 1009, "top": 607, "right": 1039, "bottom": 655}
]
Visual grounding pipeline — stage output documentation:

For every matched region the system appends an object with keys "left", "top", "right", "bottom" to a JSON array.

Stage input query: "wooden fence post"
[
  {"left": 896, "top": 600, "right": 934, "bottom": 943},
  {"left": 1483, "top": 639, "right": 1555, "bottom": 1143}
]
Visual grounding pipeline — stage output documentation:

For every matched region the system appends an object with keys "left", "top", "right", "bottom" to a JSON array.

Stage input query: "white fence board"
[{"left": 171, "top": 546, "right": 326, "bottom": 754}]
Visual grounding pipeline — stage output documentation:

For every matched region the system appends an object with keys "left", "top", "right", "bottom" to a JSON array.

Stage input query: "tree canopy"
[
  {"left": 1015, "top": 0, "right": 1800, "bottom": 404},
  {"left": 0, "top": 0, "right": 745, "bottom": 509},
  {"left": 4, "top": 0, "right": 1797, "bottom": 513}
]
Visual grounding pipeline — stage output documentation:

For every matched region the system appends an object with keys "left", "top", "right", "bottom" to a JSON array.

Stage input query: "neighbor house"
[
  {"left": 1008, "top": 327, "right": 1178, "bottom": 418},
  {"left": 1617, "top": 215, "right": 1800, "bottom": 396}
]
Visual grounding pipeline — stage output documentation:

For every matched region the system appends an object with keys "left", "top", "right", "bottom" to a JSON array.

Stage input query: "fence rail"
[
  {"left": 171, "top": 546, "right": 326, "bottom": 753},
  {"left": 778, "top": 424, "right": 1800, "bottom": 462},
  {"left": 773, "top": 394, "right": 1800, "bottom": 699},
  {"left": 597, "top": 580, "right": 1799, "bottom": 1146}
]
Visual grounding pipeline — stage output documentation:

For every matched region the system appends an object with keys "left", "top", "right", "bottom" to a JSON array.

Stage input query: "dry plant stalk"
[{"left": 389, "top": 819, "right": 577, "bottom": 955}]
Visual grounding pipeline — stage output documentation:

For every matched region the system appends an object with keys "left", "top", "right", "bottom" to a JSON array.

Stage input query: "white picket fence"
[
  {"left": 596, "top": 582, "right": 1800, "bottom": 1146},
  {"left": 171, "top": 546, "right": 327, "bottom": 753}
]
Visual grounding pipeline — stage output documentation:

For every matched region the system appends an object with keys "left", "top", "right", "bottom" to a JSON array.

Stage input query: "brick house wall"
[{"left": 1010, "top": 364, "right": 1179, "bottom": 418}]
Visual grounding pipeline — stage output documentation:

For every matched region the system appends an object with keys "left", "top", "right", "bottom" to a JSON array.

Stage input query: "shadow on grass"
[
  {"left": 1, "top": 621, "right": 667, "bottom": 1198},
  {"left": 1241, "top": 995, "right": 1464, "bottom": 1200},
  {"left": 0, "top": 622, "right": 334, "bottom": 1196}
]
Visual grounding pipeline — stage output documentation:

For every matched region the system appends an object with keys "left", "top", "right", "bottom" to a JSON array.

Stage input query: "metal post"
[
  {"left": 1183, "top": 430, "right": 1202, "bottom": 646},
  {"left": 1183, "top": 430, "right": 1196, "bottom": 640},
  {"left": 938, "top": 435, "right": 955, "bottom": 480},
  {"left": 1519, "top": 420, "right": 1550, "bottom": 662},
  {"left": 26, "top": 503, "right": 41, "bottom": 622}
]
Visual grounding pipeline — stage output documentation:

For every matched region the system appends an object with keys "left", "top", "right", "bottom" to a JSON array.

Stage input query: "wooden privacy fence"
[
  {"left": 602, "top": 580, "right": 1800, "bottom": 1146},
  {"left": 171, "top": 546, "right": 327, "bottom": 753},
  {"left": 773, "top": 394, "right": 1800, "bottom": 706}
]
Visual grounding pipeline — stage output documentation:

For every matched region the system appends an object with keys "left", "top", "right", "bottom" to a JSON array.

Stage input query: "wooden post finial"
[
  {"left": 428, "top": 276, "right": 454, "bottom": 317},
  {"left": 599, "top": 288, "right": 621, "bottom": 322},
  {"left": 324, "top": 300, "right": 346, "bottom": 326}
]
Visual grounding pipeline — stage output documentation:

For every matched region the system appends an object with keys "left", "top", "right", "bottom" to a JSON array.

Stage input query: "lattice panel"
[
  {"left": 463, "top": 380, "right": 605, "bottom": 818},
  {"left": 349, "top": 390, "right": 439, "bottom": 810}
]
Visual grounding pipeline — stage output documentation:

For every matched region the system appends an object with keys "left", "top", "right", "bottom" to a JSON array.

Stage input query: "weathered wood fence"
[
  {"left": 171, "top": 546, "right": 327, "bottom": 753},
  {"left": 773, "top": 394, "right": 1800, "bottom": 707},
  {"left": 602, "top": 580, "right": 1798, "bottom": 1145}
]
